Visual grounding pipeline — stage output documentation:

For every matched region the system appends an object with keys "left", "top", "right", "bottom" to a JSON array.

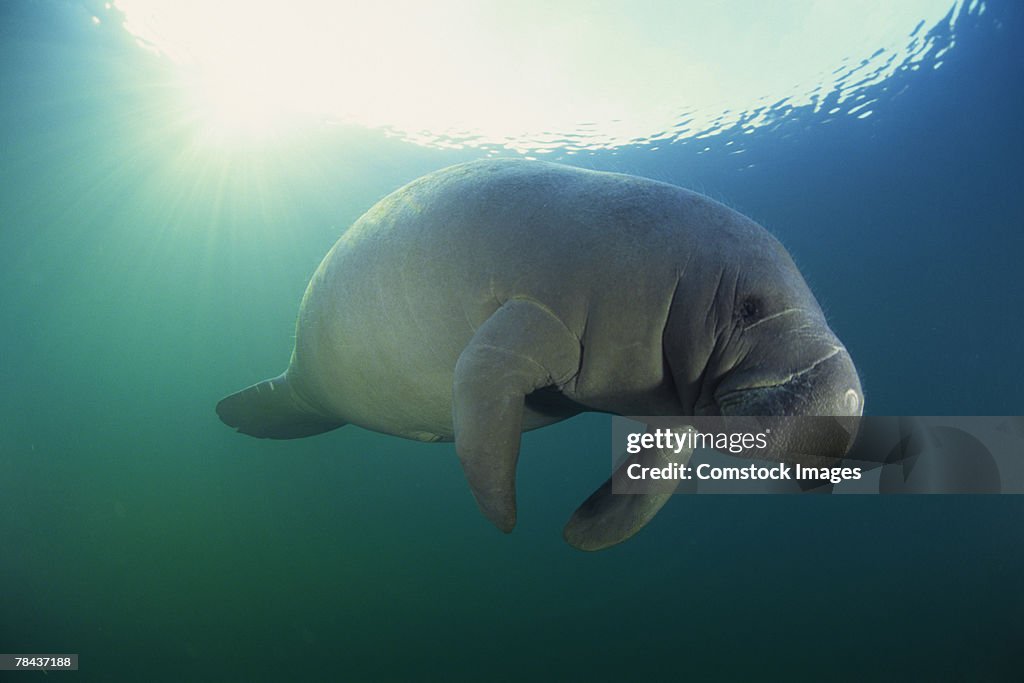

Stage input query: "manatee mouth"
[
  {"left": 710, "top": 347, "right": 862, "bottom": 418},
  {"left": 696, "top": 348, "right": 863, "bottom": 464}
]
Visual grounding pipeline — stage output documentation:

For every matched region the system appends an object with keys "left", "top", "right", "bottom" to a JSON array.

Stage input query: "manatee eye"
[{"left": 739, "top": 297, "right": 761, "bottom": 323}]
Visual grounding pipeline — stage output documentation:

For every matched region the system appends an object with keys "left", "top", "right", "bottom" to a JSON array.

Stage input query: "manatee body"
[{"left": 217, "top": 159, "right": 863, "bottom": 550}]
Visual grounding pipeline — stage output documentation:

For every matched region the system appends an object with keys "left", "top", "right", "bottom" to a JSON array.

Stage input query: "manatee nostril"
[{"left": 843, "top": 388, "right": 861, "bottom": 415}]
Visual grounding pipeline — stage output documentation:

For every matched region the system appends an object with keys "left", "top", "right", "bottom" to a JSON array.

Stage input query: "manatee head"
[{"left": 666, "top": 209, "right": 863, "bottom": 457}]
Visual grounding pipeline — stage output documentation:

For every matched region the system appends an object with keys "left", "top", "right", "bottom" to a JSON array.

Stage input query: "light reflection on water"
[{"left": 104, "top": 1, "right": 982, "bottom": 151}]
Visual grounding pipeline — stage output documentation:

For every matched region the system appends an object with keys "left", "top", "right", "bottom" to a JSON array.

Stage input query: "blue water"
[{"left": 1, "top": 1, "right": 1022, "bottom": 680}]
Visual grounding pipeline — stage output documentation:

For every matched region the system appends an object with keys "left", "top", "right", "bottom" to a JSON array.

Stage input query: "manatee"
[{"left": 217, "top": 159, "right": 863, "bottom": 550}]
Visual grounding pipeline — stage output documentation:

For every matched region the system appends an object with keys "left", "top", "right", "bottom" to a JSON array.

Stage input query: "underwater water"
[{"left": 1, "top": 1, "right": 1022, "bottom": 680}]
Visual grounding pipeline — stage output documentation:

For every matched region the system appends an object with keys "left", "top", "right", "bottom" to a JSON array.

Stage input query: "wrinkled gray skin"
[{"left": 217, "top": 160, "right": 863, "bottom": 550}]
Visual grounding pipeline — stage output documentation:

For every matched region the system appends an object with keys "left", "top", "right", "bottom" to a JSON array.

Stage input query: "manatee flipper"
[
  {"left": 453, "top": 299, "right": 580, "bottom": 533},
  {"left": 217, "top": 373, "right": 346, "bottom": 439},
  {"left": 564, "top": 425, "right": 694, "bottom": 551}
]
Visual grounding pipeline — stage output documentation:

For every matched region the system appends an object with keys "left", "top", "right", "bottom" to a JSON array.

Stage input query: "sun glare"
[{"left": 110, "top": 0, "right": 972, "bottom": 150}]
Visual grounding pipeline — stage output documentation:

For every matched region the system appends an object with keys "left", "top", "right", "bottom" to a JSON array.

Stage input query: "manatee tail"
[{"left": 216, "top": 373, "right": 346, "bottom": 439}]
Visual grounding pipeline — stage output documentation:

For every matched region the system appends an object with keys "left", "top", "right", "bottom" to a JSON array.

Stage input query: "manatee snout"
[
  {"left": 707, "top": 348, "right": 863, "bottom": 462},
  {"left": 715, "top": 348, "right": 862, "bottom": 418}
]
